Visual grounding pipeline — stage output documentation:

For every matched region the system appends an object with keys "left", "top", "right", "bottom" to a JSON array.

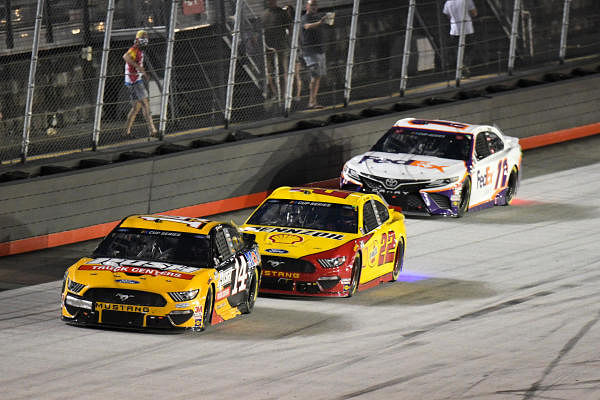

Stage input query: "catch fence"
[{"left": 0, "top": 0, "right": 598, "bottom": 163}]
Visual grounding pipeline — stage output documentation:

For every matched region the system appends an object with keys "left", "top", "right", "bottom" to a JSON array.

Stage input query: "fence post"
[
  {"left": 399, "top": 0, "right": 416, "bottom": 97},
  {"left": 559, "top": 0, "right": 571, "bottom": 64},
  {"left": 284, "top": 0, "right": 303, "bottom": 116},
  {"left": 342, "top": 0, "right": 360, "bottom": 107},
  {"left": 507, "top": 0, "right": 521, "bottom": 75},
  {"left": 159, "top": 0, "right": 178, "bottom": 139},
  {"left": 454, "top": 0, "right": 469, "bottom": 86},
  {"left": 91, "top": 0, "right": 115, "bottom": 151},
  {"left": 224, "top": 0, "right": 243, "bottom": 128},
  {"left": 20, "top": 0, "right": 45, "bottom": 162}
]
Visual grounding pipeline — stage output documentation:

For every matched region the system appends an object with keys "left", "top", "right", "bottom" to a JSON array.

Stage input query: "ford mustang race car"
[
  {"left": 340, "top": 118, "right": 522, "bottom": 217},
  {"left": 61, "top": 215, "right": 261, "bottom": 331},
  {"left": 241, "top": 187, "right": 406, "bottom": 297}
]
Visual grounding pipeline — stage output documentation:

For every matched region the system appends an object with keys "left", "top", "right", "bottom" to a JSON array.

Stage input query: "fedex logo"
[
  {"left": 358, "top": 155, "right": 448, "bottom": 172},
  {"left": 476, "top": 167, "right": 494, "bottom": 188}
]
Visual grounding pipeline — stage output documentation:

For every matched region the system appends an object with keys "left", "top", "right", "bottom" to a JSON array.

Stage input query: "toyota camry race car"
[
  {"left": 241, "top": 187, "right": 407, "bottom": 297},
  {"left": 341, "top": 118, "right": 522, "bottom": 217},
  {"left": 61, "top": 215, "right": 261, "bottom": 331}
]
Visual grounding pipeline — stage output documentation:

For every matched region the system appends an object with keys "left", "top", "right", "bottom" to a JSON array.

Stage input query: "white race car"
[{"left": 340, "top": 118, "right": 522, "bottom": 217}]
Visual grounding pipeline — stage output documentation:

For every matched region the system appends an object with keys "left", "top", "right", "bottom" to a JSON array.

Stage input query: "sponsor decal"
[
  {"left": 477, "top": 166, "right": 494, "bottom": 189},
  {"left": 358, "top": 155, "right": 448, "bottom": 173},
  {"left": 115, "top": 279, "right": 140, "bottom": 284},
  {"left": 340, "top": 278, "right": 351, "bottom": 285},
  {"left": 265, "top": 248, "right": 289, "bottom": 254},
  {"left": 263, "top": 270, "right": 300, "bottom": 279},
  {"left": 245, "top": 226, "right": 345, "bottom": 240},
  {"left": 244, "top": 249, "right": 260, "bottom": 267},
  {"left": 269, "top": 234, "right": 303, "bottom": 244},
  {"left": 408, "top": 119, "right": 468, "bottom": 129},
  {"left": 369, "top": 245, "right": 378, "bottom": 265},
  {"left": 216, "top": 287, "right": 231, "bottom": 301},
  {"left": 140, "top": 215, "right": 210, "bottom": 229},
  {"left": 80, "top": 258, "right": 198, "bottom": 280},
  {"left": 217, "top": 267, "right": 234, "bottom": 289},
  {"left": 193, "top": 305, "right": 203, "bottom": 327},
  {"left": 175, "top": 303, "right": 190, "bottom": 308},
  {"left": 343, "top": 285, "right": 350, "bottom": 290},
  {"left": 96, "top": 302, "right": 150, "bottom": 313}
]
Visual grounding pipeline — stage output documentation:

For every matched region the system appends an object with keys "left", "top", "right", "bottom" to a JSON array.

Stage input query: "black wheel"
[
  {"left": 347, "top": 255, "right": 362, "bottom": 297},
  {"left": 390, "top": 238, "right": 405, "bottom": 282},
  {"left": 504, "top": 167, "right": 518, "bottom": 205},
  {"left": 239, "top": 269, "right": 259, "bottom": 314},
  {"left": 457, "top": 177, "right": 471, "bottom": 218},
  {"left": 202, "top": 286, "right": 214, "bottom": 330}
]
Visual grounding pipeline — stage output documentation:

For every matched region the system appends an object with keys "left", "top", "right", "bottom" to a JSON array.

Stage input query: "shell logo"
[{"left": 268, "top": 234, "right": 304, "bottom": 244}]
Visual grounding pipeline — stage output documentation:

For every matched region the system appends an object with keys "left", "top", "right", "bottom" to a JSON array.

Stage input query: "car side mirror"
[{"left": 243, "top": 232, "right": 256, "bottom": 244}]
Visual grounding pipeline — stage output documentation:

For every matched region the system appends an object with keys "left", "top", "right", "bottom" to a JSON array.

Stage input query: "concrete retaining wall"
[{"left": 1, "top": 74, "right": 599, "bottom": 244}]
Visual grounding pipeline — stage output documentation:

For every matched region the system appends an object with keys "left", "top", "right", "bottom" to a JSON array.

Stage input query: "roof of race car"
[
  {"left": 266, "top": 186, "right": 374, "bottom": 206},
  {"left": 394, "top": 118, "right": 486, "bottom": 135},
  {"left": 117, "top": 214, "right": 219, "bottom": 234}
]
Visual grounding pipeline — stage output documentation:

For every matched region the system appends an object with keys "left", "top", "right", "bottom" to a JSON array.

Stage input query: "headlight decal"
[
  {"left": 317, "top": 256, "right": 346, "bottom": 269},
  {"left": 168, "top": 289, "right": 199, "bottom": 302}
]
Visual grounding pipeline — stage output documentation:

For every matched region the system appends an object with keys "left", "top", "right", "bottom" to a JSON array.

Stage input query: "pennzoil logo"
[{"left": 269, "top": 234, "right": 303, "bottom": 244}]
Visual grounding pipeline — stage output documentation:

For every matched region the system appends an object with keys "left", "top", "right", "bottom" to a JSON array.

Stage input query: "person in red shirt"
[{"left": 123, "top": 30, "right": 157, "bottom": 136}]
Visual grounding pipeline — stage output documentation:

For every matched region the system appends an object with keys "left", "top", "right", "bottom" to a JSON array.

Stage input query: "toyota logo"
[{"left": 385, "top": 178, "right": 398, "bottom": 188}]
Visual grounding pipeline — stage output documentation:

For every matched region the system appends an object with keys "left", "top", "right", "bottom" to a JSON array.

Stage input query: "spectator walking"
[
  {"left": 301, "top": 0, "right": 329, "bottom": 109},
  {"left": 263, "top": 0, "right": 292, "bottom": 100},
  {"left": 443, "top": 0, "right": 477, "bottom": 77},
  {"left": 123, "top": 29, "right": 157, "bottom": 136}
]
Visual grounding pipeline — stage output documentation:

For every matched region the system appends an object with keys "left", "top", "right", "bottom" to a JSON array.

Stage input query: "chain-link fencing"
[{"left": 1, "top": 0, "right": 599, "bottom": 164}]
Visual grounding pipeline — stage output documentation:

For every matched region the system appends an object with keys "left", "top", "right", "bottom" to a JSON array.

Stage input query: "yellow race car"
[
  {"left": 61, "top": 215, "right": 261, "bottom": 331},
  {"left": 241, "top": 187, "right": 407, "bottom": 297}
]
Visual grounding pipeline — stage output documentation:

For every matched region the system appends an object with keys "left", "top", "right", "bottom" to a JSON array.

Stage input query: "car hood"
[
  {"left": 242, "top": 225, "right": 358, "bottom": 258},
  {"left": 346, "top": 151, "right": 467, "bottom": 180},
  {"left": 68, "top": 257, "right": 213, "bottom": 292}
]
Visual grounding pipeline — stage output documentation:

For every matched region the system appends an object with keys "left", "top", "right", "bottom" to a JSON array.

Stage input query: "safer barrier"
[{"left": 1, "top": 72, "right": 599, "bottom": 256}]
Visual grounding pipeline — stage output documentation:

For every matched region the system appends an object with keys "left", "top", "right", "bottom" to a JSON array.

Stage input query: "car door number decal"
[
  {"left": 230, "top": 255, "right": 248, "bottom": 295},
  {"left": 494, "top": 158, "right": 508, "bottom": 189},
  {"left": 378, "top": 231, "right": 396, "bottom": 265}
]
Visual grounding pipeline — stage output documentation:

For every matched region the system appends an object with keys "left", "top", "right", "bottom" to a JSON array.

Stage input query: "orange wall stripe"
[
  {"left": 520, "top": 122, "right": 600, "bottom": 150},
  {"left": 1, "top": 124, "right": 599, "bottom": 257},
  {"left": 0, "top": 191, "right": 269, "bottom": 257}
]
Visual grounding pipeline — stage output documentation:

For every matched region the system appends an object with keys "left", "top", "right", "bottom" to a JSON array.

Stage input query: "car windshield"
[
  {"left": 92, "top": 228, "right": 212, "bottom": 267},
  {"left": 371, "top": 127, "right": 472, "bottom": 161},
  {"left": 246, "top": 199, "right": 358, "bottom": 233}
]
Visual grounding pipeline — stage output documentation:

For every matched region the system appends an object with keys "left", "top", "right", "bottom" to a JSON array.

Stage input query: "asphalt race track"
[{"left": 1, "top": 135, "right": 599, "bottom": 400}]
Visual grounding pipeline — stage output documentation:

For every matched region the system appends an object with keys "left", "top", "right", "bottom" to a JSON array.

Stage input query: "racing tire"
[
  {"left": 504, "top": 167, "right": 518, "bottom": 205},
  {"left": 390, "top": 238, "right": 405, "bottom": 282},
  {"left": 456, "top": 177, "right": 471, "bottom": 218},
  {"left": 239, "top": 269, "right": 259, "bottom": 314},
  {"left": 347, "top": 255, "right": 362, "bottom": 297},
  {"left": 202, "top": 286, "right": 214, "bottom": 331}
]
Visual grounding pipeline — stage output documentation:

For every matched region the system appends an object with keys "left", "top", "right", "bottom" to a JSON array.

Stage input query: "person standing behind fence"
[
  {"left": 443, "top": 0, "right": 477, "bottom": 77},
  {"left": 123, "top": 29, "right": 157, "bottom": 136},
  {"left": 302, "top": 0, "right": 329, "bottom": 109},
  {"left": 263, "top": 0, "right": 292, "bottom": 100}
]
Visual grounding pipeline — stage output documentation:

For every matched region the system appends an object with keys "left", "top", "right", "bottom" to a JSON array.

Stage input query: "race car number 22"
[{"left": 378, "top": 231, "right": 396, "bottom": 265}]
